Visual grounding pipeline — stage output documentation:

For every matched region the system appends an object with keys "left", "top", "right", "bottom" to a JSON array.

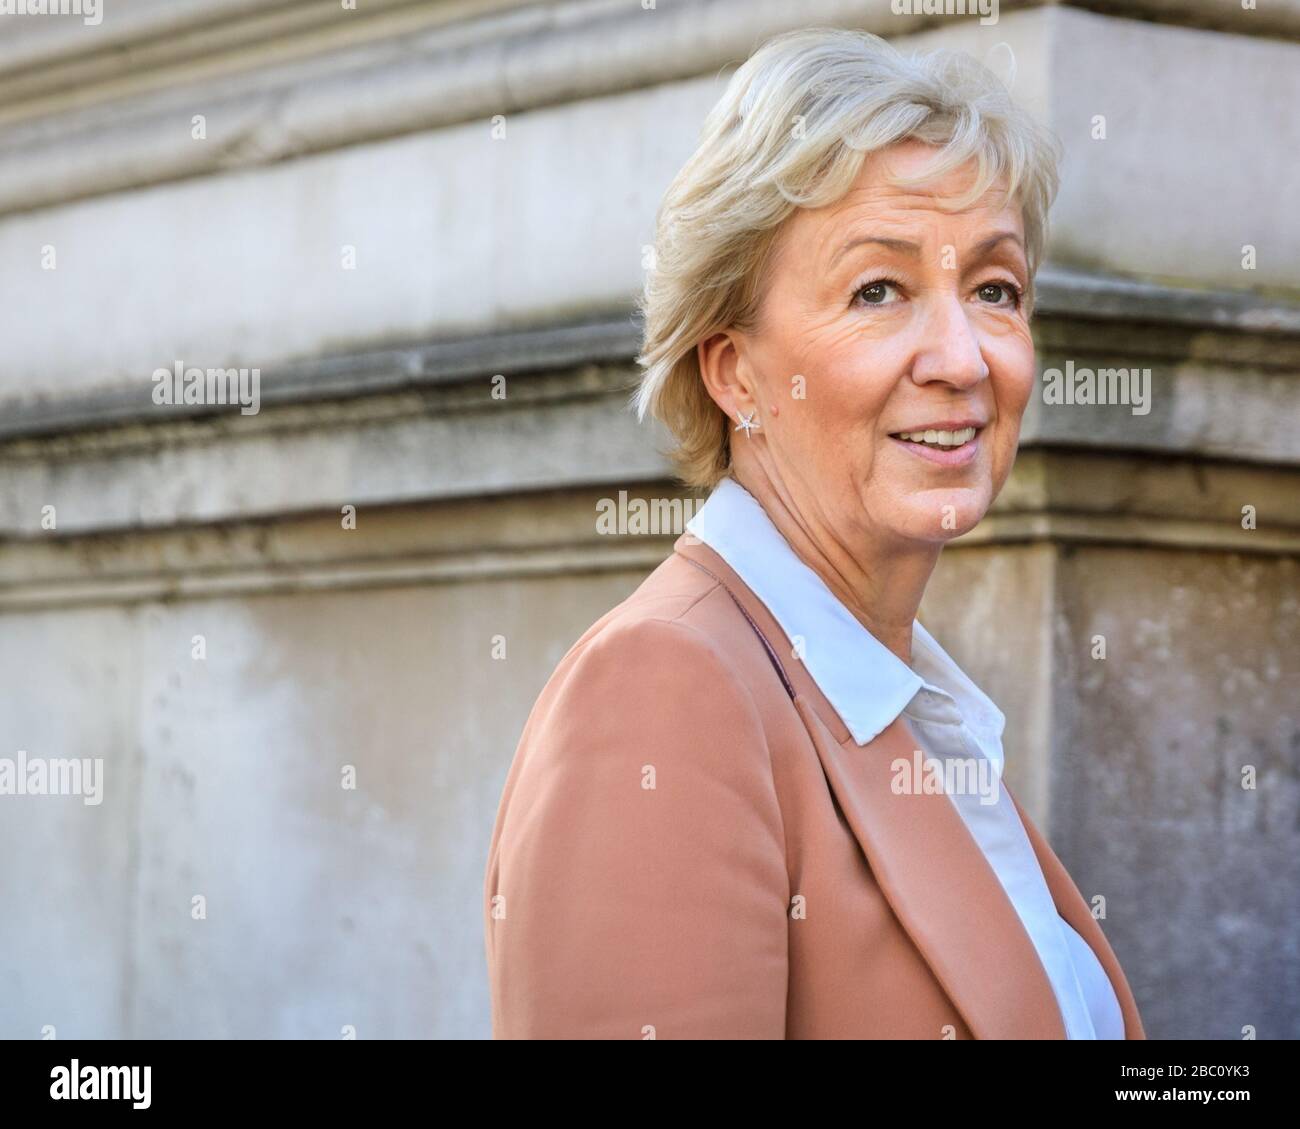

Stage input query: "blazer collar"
[
  {"left": 684, "top": 476, "right": 919, "bottom": 744},
  {"left": 672, "top": 530, "right": 1145, "bottom": 1040},
  {"left": 684, "top": 476, "right": 1006, "bottom": 749}
]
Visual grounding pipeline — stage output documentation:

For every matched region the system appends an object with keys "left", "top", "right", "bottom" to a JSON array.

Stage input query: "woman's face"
[{"left": 710, "top": 140, "right": 1035, "bottom": 549}]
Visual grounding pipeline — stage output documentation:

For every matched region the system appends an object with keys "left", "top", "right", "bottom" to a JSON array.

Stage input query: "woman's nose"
[{"left": 909, "top": 297, "right": 989, "bottom": 387}]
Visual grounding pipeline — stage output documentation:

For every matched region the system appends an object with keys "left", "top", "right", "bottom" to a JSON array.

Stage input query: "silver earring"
[{"left": 735, "top": 410, "right": 760, "bottom": 438}]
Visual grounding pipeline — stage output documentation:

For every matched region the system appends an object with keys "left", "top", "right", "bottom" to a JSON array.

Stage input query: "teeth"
[{"left": 896, "top": 426, "right": 977, "bottom": 448}]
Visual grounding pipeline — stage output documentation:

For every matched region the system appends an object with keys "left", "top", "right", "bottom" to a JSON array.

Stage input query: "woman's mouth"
[{"left": 887, "top": 424, "right": 982, "bottom": 466}]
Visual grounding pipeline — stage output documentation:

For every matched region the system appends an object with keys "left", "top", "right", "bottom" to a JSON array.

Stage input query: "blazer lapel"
[
  {"left": 674, "top": 534, "right": 1067, "bottom": 1039},
  {"left": 795, "top": 699, "right": 1068, "bottom": 1039},
  {"left": 1009, "top": 790, "right": 1147, "bottom": 1039}
]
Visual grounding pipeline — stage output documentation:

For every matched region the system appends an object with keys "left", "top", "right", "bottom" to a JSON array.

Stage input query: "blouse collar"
[{"left": 685, "top": 475, "right": 1006, "bottom": 755}]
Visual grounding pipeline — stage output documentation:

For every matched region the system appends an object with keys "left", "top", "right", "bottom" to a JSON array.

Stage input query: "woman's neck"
[{"left": 729, "top": 461, "right": 940, "bottom": 667}]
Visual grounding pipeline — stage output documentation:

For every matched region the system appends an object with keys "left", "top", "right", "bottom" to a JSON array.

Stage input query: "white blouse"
[{"left": 685, "top": 476, "right": 1126, "bottom": 1039}]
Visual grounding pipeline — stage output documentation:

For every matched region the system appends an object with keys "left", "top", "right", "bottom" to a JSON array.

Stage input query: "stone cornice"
[
  {"left": 0, "top": 0, "right": 1292, "bottom": 217},
  {"left": 1, "top": 268, "right": 1296, "bottom": 445},
  {"left": 0, "top": 455, "right": 1294, "bottom": 611}
]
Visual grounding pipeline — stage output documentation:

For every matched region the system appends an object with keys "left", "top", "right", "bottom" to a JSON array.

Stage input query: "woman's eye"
[
  {"left": 977, "top": 282, "right": 1019, "bottom": 306},
  {"left": 856, "top": 280, "right": 900, "bottom": 305}
]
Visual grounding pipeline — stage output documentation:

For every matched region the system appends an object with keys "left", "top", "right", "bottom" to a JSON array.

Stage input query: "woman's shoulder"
[
  {"left": 546, "top": 549, "right": 752, "bottom": 707},
  {"left": 495, "top": 545, "right": 791, "bottom": 814}
]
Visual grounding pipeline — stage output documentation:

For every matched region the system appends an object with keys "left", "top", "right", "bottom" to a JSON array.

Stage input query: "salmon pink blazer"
[{"left": 483, "top": 532, "right": 1146, "bottom": 1039}]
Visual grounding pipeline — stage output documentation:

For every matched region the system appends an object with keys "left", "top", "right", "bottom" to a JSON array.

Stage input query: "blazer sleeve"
[{"left": 484, "top": 614, "right": 791, "bottom": 1039}]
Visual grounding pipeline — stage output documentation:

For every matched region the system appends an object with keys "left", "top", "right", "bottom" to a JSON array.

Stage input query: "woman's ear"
[{"left": 697, "top": 330, "right": 757, "bottom": 424}]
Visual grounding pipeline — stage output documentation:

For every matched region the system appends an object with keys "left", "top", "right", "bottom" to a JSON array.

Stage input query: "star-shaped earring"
[{"left": 734, "top": 410, "right": 761, "bottom": 438}]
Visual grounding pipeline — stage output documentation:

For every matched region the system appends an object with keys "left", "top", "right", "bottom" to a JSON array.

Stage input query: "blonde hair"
[{"left": 632, "top": 26, "right": 1062, "bottom": 489}]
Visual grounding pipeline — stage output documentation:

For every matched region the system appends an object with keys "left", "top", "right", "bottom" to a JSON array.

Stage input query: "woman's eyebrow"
[
  {"left": 828, "top": 235, "right": 922, "bottom": 268},
  {"left": 829, "top": 230, "right": 1023, "bottom": 269},
  {"left": 970, "top": 230, "right": 1025, "bottom": 258}
]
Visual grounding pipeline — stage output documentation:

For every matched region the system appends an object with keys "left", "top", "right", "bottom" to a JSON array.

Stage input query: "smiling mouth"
[{"left": 889, "top": 425, "right": 980, "bottom": 450}]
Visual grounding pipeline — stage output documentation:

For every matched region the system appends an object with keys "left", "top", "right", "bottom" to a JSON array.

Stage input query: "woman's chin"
[{"left": 889, "top": 493, "right": 990, "bottom": 543}]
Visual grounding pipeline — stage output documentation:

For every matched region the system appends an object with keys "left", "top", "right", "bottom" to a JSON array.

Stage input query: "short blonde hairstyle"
[{"left": 633, "top": 26, "right": 1062, "bottom": 490}]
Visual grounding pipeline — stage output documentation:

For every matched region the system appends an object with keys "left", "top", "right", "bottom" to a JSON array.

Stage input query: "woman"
[{"left": 483, "top": 26, "right": 1146, "bottom": 1039}]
